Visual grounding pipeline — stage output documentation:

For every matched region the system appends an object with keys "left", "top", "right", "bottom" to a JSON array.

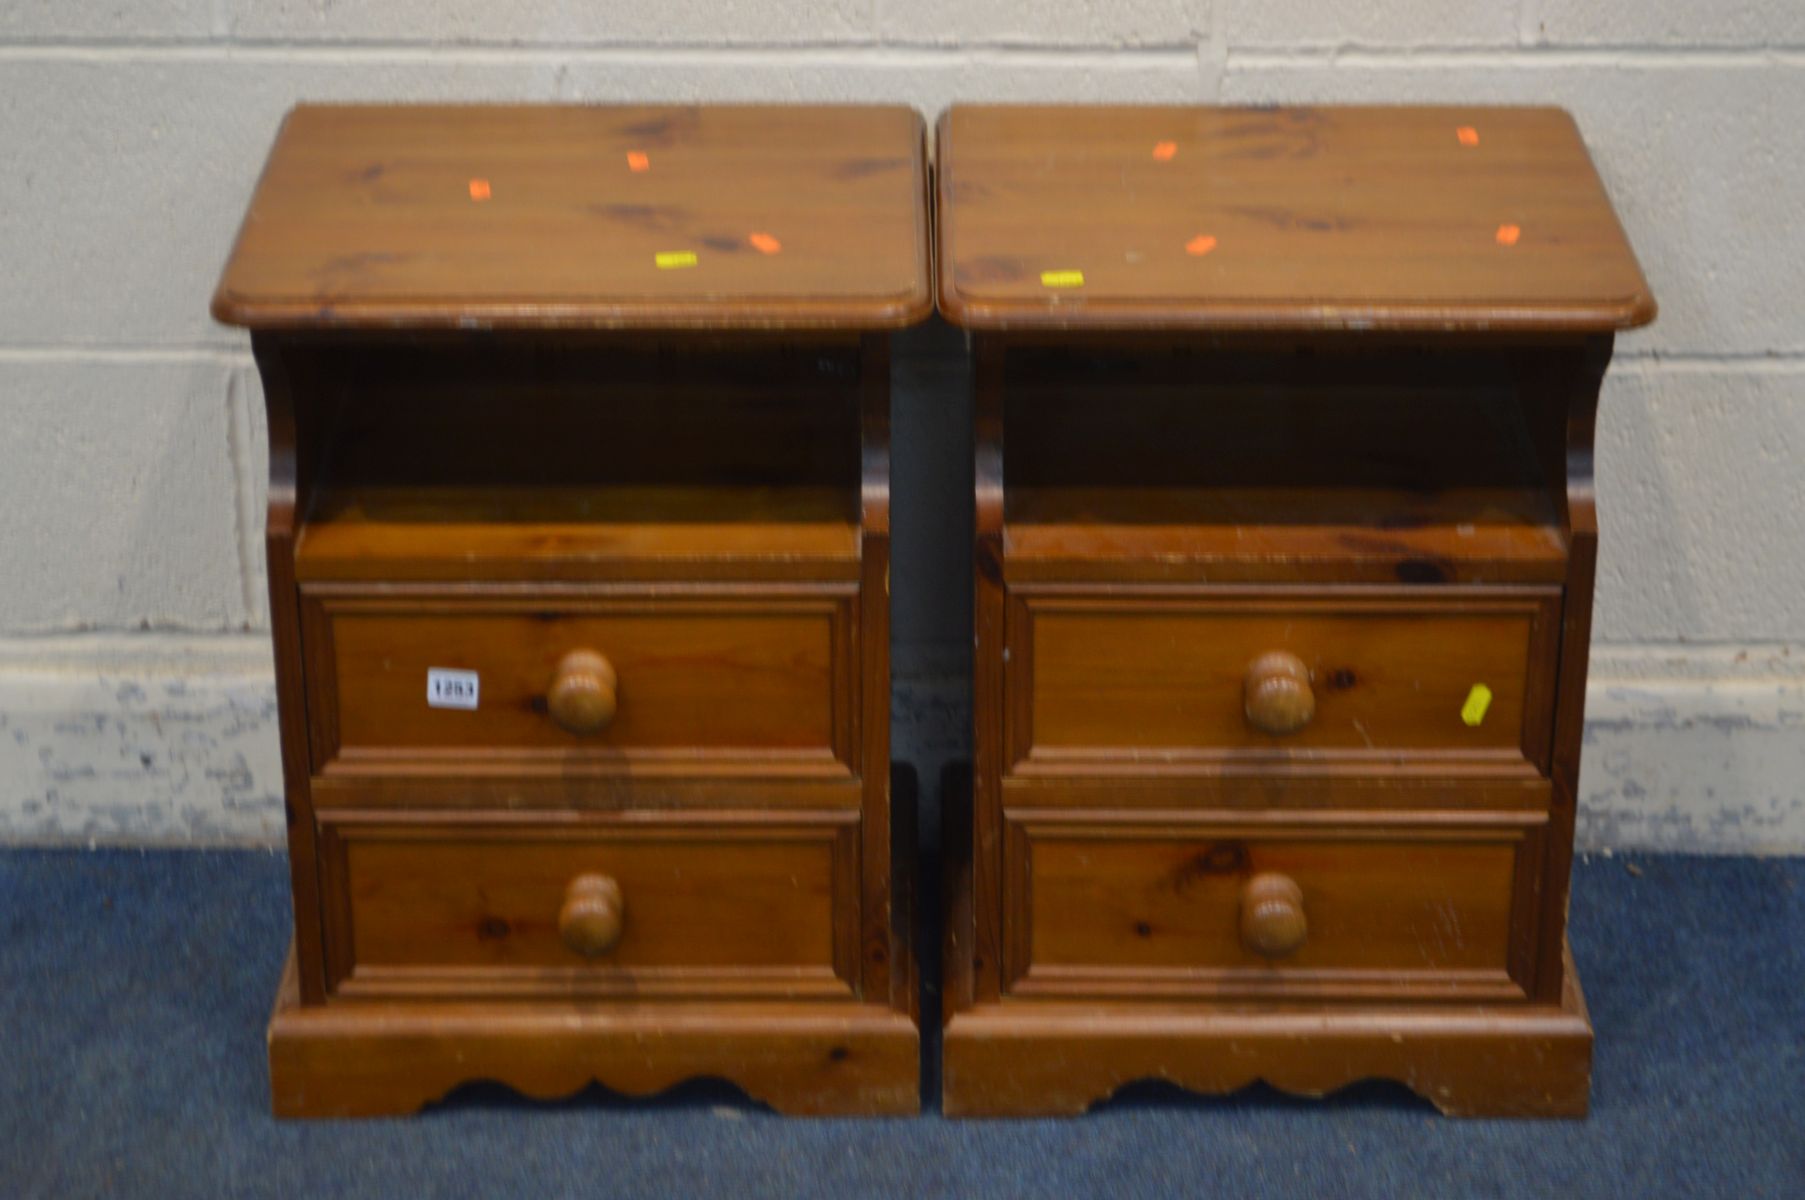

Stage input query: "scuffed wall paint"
[
  {"left": 0, "top": 639, "right": 283, "bottom": 845},
  {"left": 4, "top": 637, "right": 1800, "bottom": 853},
  {"left": 1578, "top": 647, "right": 1805, "bottom": 853}
]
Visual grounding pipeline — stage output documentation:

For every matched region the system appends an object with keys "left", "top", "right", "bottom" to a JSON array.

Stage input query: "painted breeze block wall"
[{"left": 0, "top": 1, "right": 1801, "bottom": 850}]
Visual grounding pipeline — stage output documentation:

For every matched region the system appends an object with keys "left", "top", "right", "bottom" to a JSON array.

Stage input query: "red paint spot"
[
  {"left": 1457, "top": 126, "right": 1480, "bottom": 147},
  {"left": 626, "top": 151, "right": 650, "bottom": 173},
  {"left": 1496, "top": 223, "right": 1522, "bottom": 246},
  {"left": 1185, "top": 234, "right": 1218, "bottom": 256},
  {"left": 467, "top": 178, "right": 491, "bottom": 201},
  {"left": 1152, "top": 140, "right": 1178, "bottom": 162},
  {"left": 748, "top": 232, "right": 783, "bottom": 255}
]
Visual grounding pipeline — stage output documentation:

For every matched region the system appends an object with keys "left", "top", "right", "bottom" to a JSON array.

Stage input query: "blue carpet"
[{"left": 2, "top": 846, "right": 1799, "bottom": 1198}]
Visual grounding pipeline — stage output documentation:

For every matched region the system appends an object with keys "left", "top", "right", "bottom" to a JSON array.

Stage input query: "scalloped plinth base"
[
  {"left": 268, "top": 948, "right": 920, "bottom": 1118},
  {"left": 943, "top": 944, "right": 1592, "bottom": 1119}
]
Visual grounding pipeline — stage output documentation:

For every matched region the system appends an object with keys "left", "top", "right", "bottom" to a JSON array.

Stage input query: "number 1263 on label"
[{"left": 426, "top": 668, "right": 480, "bottom": 710}]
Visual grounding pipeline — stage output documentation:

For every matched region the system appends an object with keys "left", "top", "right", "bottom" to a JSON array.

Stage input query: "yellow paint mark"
[
  {"left": 1496, "top": 223, "right": 1522, "bottom": 247},
  {"left": 626, "top": 151, "right": 650, "bottom": 172},
  {"left": 467, "top": 178, "right": 491, "bottom": 201},
  {"left": 654, "top": 250, "right": 698, "bottom": 269},
  {"left": 1456, "top": 126, "right": 1480, "bottom": 147},
  {"left": 1461, "top": 684, "right": 1493, "bottom": 727},
  {"left": 1152, "top": 140, "right": 1178, "bottom": 162},
  {"left": 748, "top": 231, "right": 782, "bottom": 255},
  {"left": 1040, "top": 269, "right": 1084, "bottom": 289},
  {"left": 1185, "top": 234, "right": 1218, "bottom": 257}
]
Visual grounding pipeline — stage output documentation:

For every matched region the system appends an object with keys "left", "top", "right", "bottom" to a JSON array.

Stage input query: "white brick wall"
[
  {"left": 0, "top": 357, "right": 247, "bottom": 631},
  {"left": 1222, "top": 0, "right": 1517, "bottom": 49},
  {"left": 1, "top": 3, "right": 1801, "bottom": 849},
  {"left": 230, "top": 1, "right": 877, "bottom": 45},
  {"left": 1526, "top": 0, "right": 1805, "bottom": 47}
]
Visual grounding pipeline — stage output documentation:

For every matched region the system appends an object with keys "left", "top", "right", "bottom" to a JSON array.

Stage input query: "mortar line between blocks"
[
  {"left": 0, "top": 39, "right": 1205, "bottom": 63},
  {"left": 223, "top": 367, "right": 261, "bottom": 629}
]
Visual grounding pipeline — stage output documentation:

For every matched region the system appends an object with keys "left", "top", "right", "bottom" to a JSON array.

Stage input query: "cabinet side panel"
[{"left": 253, "top": 334, "right": 328, "bottom": 1004}]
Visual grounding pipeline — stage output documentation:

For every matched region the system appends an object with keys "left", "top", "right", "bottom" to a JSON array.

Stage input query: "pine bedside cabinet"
[
  {"left": 935, "top": 105, "right": 1654, "bottom": 1117},
  {"left": 212, "top": 104, "right": 931, "bottom": 1116}
]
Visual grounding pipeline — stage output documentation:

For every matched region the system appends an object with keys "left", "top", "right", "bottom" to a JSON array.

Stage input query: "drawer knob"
[
  {"left": 558, "top": 873, "right": 624, "bottom": 957},
  {"left": 1239, "top": 872, "right": 1307, "bottom": 958},
  {"left": 547, "top": 649, "right": 618, "bottom": 735},
  {"left": 1243, "top": 651, "right": 1315, "bottom": 735}
]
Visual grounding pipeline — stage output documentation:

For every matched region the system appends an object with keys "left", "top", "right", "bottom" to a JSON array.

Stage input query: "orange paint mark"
[
  {"left": 748, "top": 232, "right": 783, "bottom": 255},
  {"left": 467, "top": 178, "right": 491, "bottom": 201},
  {"left": 626, "top": 151, "right": 650, "bottom": 173},
  {"left": 1456, "top": 126, "right": 1480, "bottom": 147},
  {"left": 1185, "top": 234, "right": 1218, "bottom": 257},
  {"left": 1152, "top": 140, "right": 1178, "bottom": 162},
  {"left": 1495, "top": 223, "right": 1522, "bottom": 247}
]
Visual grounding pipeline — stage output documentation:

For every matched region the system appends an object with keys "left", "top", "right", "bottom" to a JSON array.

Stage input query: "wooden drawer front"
[
  {"left": 302, "top": 585, "right": 855, "bottom": 778},
  {"left": 1004, "top": 814, "right": 1543, "bottom": 1003},
  {"left": 1009, "top": 587, "right": 1559, "bottom": 776},
  {"left": 321, "top": 814, "right": 859, "bottom": 1001}
]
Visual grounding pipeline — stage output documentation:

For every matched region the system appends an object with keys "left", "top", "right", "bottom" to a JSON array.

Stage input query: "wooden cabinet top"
[
  {"left": 213, "top": 104, "right": 932, "bottom": 332},
  {"left": 937, "top": 105, "right": 1654, "bottom": 333}
]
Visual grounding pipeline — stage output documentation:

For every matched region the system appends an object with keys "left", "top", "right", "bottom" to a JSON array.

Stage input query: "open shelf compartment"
[
  {"left": 291, "top": 338, "right": 865, "bottom": 582},
  {"left": 1000, "top": 342, "right": 1569, "bottom": 585}
]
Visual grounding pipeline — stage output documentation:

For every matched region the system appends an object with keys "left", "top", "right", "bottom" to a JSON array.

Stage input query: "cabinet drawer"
[
  {"left": 1008, "top": 586, "right": 1559, "bottom": 776},
  {"left": 1003, "top": 812, "right": 1543, "bottom": 1003},
  {"left": 301, "top": 584, "right": 856, "bottom": 778},
  {"left": 320, "top": 812, "right": 860, "bottom": 1001}
]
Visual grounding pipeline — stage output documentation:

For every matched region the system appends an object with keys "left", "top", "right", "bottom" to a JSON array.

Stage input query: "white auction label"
[{"left": 426, "top": 668, "right": 479, "bottom": 710}]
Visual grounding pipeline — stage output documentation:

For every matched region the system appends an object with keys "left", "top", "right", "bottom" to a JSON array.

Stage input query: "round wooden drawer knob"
[
  {"left": 547, "top": 649, "right": 617, "bottom": 735},
  {"left": 558, "top": 873, "right": 624, "bottom": 957},
  {"left": 1239, "top": 872, "right": 1307, "bottom": 959},
  {"left": 1243, "top": 650, "right": 1315, "bottom": 736}
]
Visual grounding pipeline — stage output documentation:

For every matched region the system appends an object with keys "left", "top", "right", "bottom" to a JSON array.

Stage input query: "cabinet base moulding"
[
  {"left": 941, "top": 941, "right": 1592, "bottom": 1119},
  {"left": 267, "top": 947, "right": 921, "bottom": 1118}
]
